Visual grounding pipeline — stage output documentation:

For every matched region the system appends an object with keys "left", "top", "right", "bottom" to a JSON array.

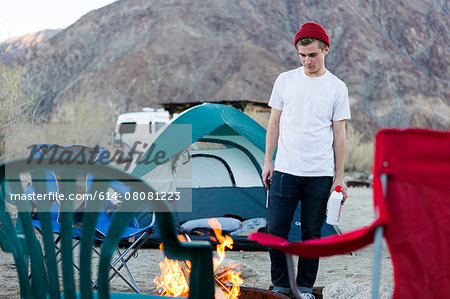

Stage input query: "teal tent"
[
  {"left": 131, "top": 103, "right": 338, "bottom": 247},
  {"left": 132, "top": 102, "right": 266, "bottom": 230}
]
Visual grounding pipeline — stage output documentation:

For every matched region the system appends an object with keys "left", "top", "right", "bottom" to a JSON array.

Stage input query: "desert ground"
[{"left": 0, "top": 187, "right": 393, "bottom": 298}]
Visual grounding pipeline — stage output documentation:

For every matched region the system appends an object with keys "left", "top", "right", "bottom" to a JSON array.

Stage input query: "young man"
[{"left": 261, "top": 22, "right": 351, "bottom": 298}]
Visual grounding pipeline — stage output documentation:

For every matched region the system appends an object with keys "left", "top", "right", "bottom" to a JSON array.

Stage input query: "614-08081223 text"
[
  {"left": 121, "top": 191, "right": 181, "bottom": 201},
  {"left": 9, "top": 191, "right": 181, "bottom": 202}
]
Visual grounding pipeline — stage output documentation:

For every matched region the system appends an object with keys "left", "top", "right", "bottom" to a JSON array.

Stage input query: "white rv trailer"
[{"left": 113, "top": 107, "right": 172, "bottom": 154}]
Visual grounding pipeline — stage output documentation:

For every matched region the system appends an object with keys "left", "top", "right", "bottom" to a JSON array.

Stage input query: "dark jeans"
[{"left": 267, "top": 171, "right": 333, "bottom": 289}]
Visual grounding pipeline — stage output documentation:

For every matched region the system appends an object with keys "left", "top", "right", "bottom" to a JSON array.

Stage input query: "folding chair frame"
[
  {"left": 91, "top": 226, "right": 153, "bottom": 292},
  {"left": 0, "top": 158, "right": 215, "bottom": 298},
  {"left": 25, "top": 144, "right": 157, "bottom": 293}
]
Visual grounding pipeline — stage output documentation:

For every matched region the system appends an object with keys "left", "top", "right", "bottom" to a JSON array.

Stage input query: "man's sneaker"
[{"left": 300, "top": 293, "right": 315, "bottom": 299}]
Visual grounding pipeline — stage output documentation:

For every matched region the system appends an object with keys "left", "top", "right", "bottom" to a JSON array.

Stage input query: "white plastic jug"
[{"left": 326, "top": 185, "right": 343, "bottom": 225}]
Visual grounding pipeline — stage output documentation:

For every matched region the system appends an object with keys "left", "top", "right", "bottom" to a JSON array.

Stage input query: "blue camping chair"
[
  {"left": 0, "top": 158, "right": 215, "bottom": 298},
  {"left": 24, "top": 144, "right": 155, "bottom": 293}
]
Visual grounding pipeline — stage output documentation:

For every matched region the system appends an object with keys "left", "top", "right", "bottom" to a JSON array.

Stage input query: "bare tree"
[{"left": 0, "top": 62, "right": 38, "bottom": 161}]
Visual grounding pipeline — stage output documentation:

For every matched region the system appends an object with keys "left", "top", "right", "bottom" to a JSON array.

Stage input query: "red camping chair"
[{"left": 249, "top": 128, "right": 450, "bottom": 299}]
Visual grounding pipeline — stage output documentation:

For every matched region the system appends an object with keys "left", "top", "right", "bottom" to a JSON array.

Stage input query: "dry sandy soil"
[{"left": 0, "top": 187, "right": 393, "bottom": 298}]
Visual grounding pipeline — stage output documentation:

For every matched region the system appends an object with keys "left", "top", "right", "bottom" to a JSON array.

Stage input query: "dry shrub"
[
  {"left": 243, "top": 104, "right": 269, "bottom": 129},
  {"left": 5, "top": 96, "right": 115, "bottom": 160},
  {"left": 345, "top": 123, "right": 374, "bottom": 174}
]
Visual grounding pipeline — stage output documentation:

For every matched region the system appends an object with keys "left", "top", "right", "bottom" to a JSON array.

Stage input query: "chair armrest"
[{"left": 248, "top": 219, "right": 387, "bottom": 258}]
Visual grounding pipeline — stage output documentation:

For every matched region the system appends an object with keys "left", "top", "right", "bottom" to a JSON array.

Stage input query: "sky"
[{"left": 0, "top": 0, "right": 117, "bottom": 42}]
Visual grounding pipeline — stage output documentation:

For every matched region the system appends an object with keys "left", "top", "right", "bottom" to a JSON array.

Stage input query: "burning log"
[
  {"left": 179, "top": 260, "right": 191, "bottom": 285},
  {"left": 215, "top": 279, "right": 233, "bottom": 299},
  {"left": 215, "top": 265, "right": 239, "bottom": 281}
]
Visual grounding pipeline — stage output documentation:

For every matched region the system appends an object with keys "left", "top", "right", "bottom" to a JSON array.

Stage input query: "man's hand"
[
  {"left": 330, "top": 177, "right": 348, "bottom": 205},
  {"left": 262, "top": 161, "right": 274, "bottom": 188},
  {"left": 262, "top": 108, "right": 281, "bottom": 188}
]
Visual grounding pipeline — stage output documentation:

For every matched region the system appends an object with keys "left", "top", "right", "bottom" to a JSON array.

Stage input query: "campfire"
[{"left": 154, "top": 218, "right": 243, "bottom": 298}]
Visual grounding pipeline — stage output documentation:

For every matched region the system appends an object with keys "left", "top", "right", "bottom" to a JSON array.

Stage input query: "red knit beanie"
[{"left": 294, "top": 22, "right": 330, "bottom": 48}]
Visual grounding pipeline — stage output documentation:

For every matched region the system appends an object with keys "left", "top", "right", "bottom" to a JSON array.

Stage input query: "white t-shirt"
[{"left": 269, "top": 66, "right": 351, "bottom": 176}]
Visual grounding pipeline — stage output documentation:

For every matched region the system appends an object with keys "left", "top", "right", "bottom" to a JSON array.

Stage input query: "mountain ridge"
[
  {"left": 0, "top": 29, "right": 61, "bottom": 63},
  {"left": 4, "top": 0, "right": 449, "bottom": 137}
]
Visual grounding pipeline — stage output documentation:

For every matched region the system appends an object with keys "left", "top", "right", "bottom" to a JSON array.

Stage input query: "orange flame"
[
  {"left": 208, "top": 218, "right": 234, "bottom": 272},
  {"left": 154, "top": 218, "right": 243, "bottom": 298},
  {"left": 153, "top": 241, "right": 189, "bottom": 297}
]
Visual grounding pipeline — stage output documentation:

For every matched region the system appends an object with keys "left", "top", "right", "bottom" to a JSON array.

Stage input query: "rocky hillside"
[
  {"left": 6, "top": 0, "right": 450, "bottom": 137},
  {"left": 0, "top": 29, "right": 60, "bottom": 63}
]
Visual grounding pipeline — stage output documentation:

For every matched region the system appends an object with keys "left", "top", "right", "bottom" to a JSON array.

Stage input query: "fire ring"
[{"left": 238, "top": 286, "right": 290, "bottom": 299}]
